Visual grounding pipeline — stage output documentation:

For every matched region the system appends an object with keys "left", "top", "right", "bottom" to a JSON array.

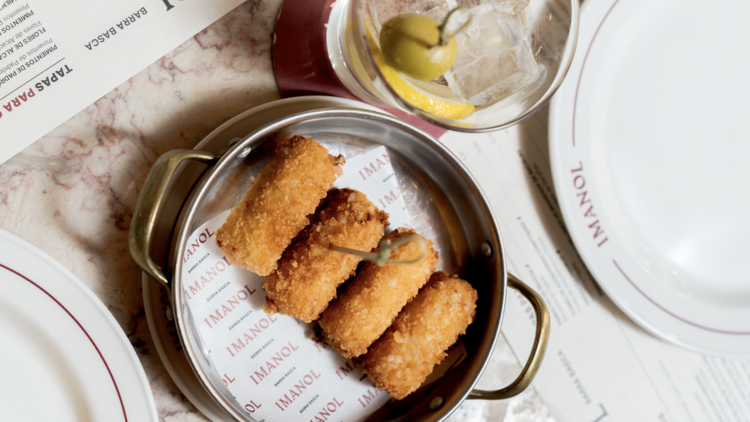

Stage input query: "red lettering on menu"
[
  {"left": 358, "top": 155, "right": 389, "bottom": 181},
  {"left": 248, "top": 342, "right": 300, "bottom": 384},
  {"left": 244, "top": 400, "right": 262, "bottom": 413},
  {"left": 335, "top": 361, "right": 355, "bottom": 380},
  {"left": 571, "top": 161, "right": 609, "bottom": 248},
  {"left": 0, "top": 88, "right": 35, "bottom": 118},
  {"left": 274, "top": 370, "right": 322, "bottom": 411},
  {"left": 309, "top": 398, "right": 344, "bottom": 421},
  {"left": 225, "top": 314, "right": 279, "bottom": 357},
  {"left": 183, "top": 256, "right": 231, "bottom": 300},
  {"left": 378, "top": 189, "right": 399, "bottom": 209},
  {"left": 203, "top": 284, "right": 256, "bottom": 328},
  {"left": 222, "top": 373, "right": 236, "bottom": 386},
  {"left": 357, "top": 389, "right": 378, "bottom": 408},
  {"left": 183, "top": 227, "right": 215, "bottom": 263}
]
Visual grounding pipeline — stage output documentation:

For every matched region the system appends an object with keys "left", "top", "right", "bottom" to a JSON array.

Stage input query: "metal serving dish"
[{"left": 130, "top": 101, "right": 549, "bottom": 421}]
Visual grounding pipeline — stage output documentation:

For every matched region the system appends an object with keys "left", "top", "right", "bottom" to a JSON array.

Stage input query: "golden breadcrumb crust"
[
  {"left": 362, "top": 272, "right": 478, "bottom": 399},
  {"left": 262, "top": 188, "right": 389, "bottom": 322},
  {"left": 318, "top": 228, "right": 438, "bottom": 358},
  {"left": 215, "top": 136, "right": 344, "bottom": 276}
]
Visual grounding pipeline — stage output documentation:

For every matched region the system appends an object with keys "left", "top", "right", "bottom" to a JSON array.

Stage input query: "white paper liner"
[{"left": 180, "top": 146, "right": 466, "bottom": 421}]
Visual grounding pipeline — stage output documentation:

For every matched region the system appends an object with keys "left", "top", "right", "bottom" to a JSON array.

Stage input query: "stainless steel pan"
[{"left": 130, "top": 105, "right": 549, "bottom": 421}]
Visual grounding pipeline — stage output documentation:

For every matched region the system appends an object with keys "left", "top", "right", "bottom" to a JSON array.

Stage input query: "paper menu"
[
  {"left": 182, "top": 233, "right": 389, "bottom": 422},
  {"left": 179, "top": 147, "right": 467, "bottom": 422},
  {"left": 331, "top": 146, "right": 412, "bottom": 231},
  {"left": 0, "top": 0, "right": 244, "bottom": 165},
  {"left": 439, "top": 109, "right": 750, "bottom": 422}
]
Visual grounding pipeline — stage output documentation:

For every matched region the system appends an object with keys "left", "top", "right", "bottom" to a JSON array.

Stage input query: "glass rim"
[{"left": 353, "top": 0, "right": 581, "bottom": 133}]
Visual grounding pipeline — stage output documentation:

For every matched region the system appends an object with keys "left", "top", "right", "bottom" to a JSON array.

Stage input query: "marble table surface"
[{"left": 0, "top": 2, "right": 552, "bottom": 421}]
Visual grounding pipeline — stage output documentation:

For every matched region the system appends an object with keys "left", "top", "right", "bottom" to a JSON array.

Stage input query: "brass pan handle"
[
  {"left": 468, "top": 273, "right": 550, "bottom": 400},
  {"left": 129, "top": 149, "right": 221, "bottom": 292}
]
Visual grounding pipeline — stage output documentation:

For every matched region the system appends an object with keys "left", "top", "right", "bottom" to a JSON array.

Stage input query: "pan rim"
[{"left": 171, "top": 106, "right": 508, "bottom": 422}]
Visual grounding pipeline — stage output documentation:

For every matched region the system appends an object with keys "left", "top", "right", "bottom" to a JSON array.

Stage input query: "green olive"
[{"left": 379, "top": 14, "right": 458, "bottom": 82}]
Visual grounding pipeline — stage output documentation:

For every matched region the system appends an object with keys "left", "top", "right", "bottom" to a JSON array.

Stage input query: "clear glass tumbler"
[{"left": 327, "top": 0, "right": 579, "bottom": 132}]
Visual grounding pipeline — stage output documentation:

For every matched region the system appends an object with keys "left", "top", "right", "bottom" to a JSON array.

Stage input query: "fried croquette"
[
  {"left": 318, "top": 228, "right": 438, "bottom": 358},
  {"left": 215, "top": 136, "right": 344, "bottom": 276},
  {"left": 262, "top": 188, "right": 389, "bottom": 322},
  {"left": 362, "top": 272, "right": 478, "bottom": 399}
]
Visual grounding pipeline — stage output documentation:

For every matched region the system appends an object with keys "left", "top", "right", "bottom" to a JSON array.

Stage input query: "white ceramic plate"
[
  {"left": 0, "top": 229, "right": 158, "bottom": 421},
  {"left": 549, "top": 0, "right": 750, "bottom": 356}
]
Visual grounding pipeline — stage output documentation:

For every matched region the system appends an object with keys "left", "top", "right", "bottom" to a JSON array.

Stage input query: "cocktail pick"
[{"left": 329, "top": 235, "right": 427, "bottom": 266}]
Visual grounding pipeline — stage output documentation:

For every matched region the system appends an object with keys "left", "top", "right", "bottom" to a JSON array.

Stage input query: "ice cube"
[
  {"left": 365, "top": 0, "right": 451, "bottom": 36},
  {"left": 444, "top": 2, "right": 539, "bottom": 106},
  {"left": 452, "top": 0, "right": 529, "bottom": 15},
  {"left": 493, "top": 0, "right": 530, "bottom": 15}
]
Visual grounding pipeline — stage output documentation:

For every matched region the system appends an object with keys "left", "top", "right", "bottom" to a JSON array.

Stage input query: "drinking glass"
[{"left": 326, "top": 0, "right": 579, "bottom": 132}]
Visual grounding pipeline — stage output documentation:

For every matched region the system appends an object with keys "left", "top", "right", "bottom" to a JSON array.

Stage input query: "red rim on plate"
[{"left": 550, "top": 0, "right": 750, "bottom": 356}]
